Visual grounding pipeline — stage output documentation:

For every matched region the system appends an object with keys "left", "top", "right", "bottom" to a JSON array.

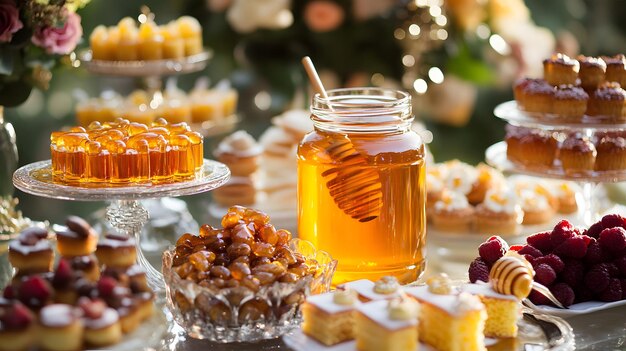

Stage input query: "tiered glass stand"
[
  {"left": 13, "top": 159, "right": 230, "bottom": 291},
  {"left": 487, "top": 101, "right": 626, "bottom": 226}
]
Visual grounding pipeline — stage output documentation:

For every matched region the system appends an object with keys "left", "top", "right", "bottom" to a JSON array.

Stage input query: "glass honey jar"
[{"left": 297, "top": 88, "right": 426, "bottom": 285}]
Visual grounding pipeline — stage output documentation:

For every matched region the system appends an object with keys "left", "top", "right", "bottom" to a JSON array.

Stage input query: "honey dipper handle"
[
  {"left": 302, "top": 56, "right": 330, "bottom": 100},
  {"left": 531, "top": 282, "right": 567, "bottom": 309}
]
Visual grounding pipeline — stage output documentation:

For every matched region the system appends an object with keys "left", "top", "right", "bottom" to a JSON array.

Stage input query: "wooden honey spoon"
[{"left": 301, "top": 57, "right": 383, "bottom": 222}]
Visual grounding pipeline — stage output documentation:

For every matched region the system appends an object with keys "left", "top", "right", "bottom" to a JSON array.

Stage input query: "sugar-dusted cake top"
[
  {"left": 404, "top": 285, "right": 484, "bottom": 316},
  {"left": 461, "top": 282, "right": 518, "bottom": 301},
  {"left": 305, "top": 290, "right": 361, "bottom": 315},
  {"left": 340, "top": 279, "right": 402, "bottom": 301},
  {"left": 357, "top": 300, "right": 418, "bottom": 331},
  {"left": 214, "top": 130, "right": 263, "bottom": 158}
]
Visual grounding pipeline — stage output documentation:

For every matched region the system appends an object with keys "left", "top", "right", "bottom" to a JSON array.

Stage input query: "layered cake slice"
[
  {"left": 301, "top": 288, "right": 360, "bottom": 346},
  {"left": 354, "top": 297, "right": 419, "bottom": 351},
  {"left": 405, "top": 285, "right": 486, "bottom": 351},
  {"left": 462, "top": 282, "right": 521, "bottom": 338}
]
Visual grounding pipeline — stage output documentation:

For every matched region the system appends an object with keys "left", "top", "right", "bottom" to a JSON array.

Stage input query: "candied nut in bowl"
[{"left": 162, "top": 238, "right": 336, "bottom": 343}]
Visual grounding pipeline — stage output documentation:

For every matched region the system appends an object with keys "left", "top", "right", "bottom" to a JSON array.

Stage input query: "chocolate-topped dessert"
[
  {"left": 96, "top": 233, "right": 137, "bottom": 269},
  {"left": 543, "top": 53, "right": 579, "bottom": 86},
  {"left": 8, "top": 227, "right": 54, "bottom": 274},
  {"left": 56, "top": 216, "right": 98, "bottom": 257}
]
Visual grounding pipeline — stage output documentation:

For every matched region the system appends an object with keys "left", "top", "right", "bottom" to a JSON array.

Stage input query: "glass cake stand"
[{"left": 12, "top": 159, "right": 230, "bottom": 291}]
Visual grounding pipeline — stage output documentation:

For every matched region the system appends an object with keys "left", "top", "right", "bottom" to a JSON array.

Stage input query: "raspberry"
[
  {"left": 601, "top": 262, "right": 620, "bottom": 277},
  {"left": 528, "top": 290, "right": 551, "bottom": 306},
  {"left": 535, "top": 263, "right": 557, "bottom": 286},
  {"left": 468, "top": 257, "right": 490, "bottom": 283},
  {"left": 551, "top": 219, "right": 575, "bottom": 246},
  {"left": 18, "top": 276, "right": 52, "bottom": 309},
  {"left": 527, "top": 231, "right": 553, "bottom": 254},
  {"left": 555, "top": 236, "right": 588, "bottom": 258},
  {"left": 509, "top": 245, "right": 523, "bottom": 252},
  {"left": 478, "top": 236, "right": 508, "bottom": 264},
  {"left": 584, "top": 239, "right": 603, "bottom": 264},
  {"left": 615, "top": 256, "right": 626, "bottom": 277},
  {"left": 523, "top": 254, "right": 537, "bottom": 267},
  {"left": 2, "top": 284, "right": 15, "bottom": 299},
  {"left": 574, "top": 285, "right": 593, "bottom": 303},
  {"left": 0, "top": 302, "right": 33, "bottom": 330},
  {"left": 584, "top": 266, "right": 610, "bottom": 293},
  {"left": 550, "top": 283, "right": 575, "bottom": 307},
  {"left": 601, "top": 214, "right": 626, "bottom": 230},
  {"left": 599, "top": 227, "right": 626, "bottom": 253},
  {"left": 599, "top": 278, "right": 623, "bottom": 302},
  {"left": 97, "top": 277, "right": 118, "bottom": 298},
  {"left": 78, "top": 297, "right": 106, "bottom": 319},
  {"left": 585, "top": 221, "right": 604, "bottom": 239},
  {"left": 518, "top": 245, "right": 543, "bottom": 258},
  {"left": 52, "top": 259, "right": 73, "bottom": 289},
  {"left": 561, "top": 259, "right": 584, "bottom": 287},
  {"left": 621, "top": 279, "right": 626, "bottom": 299},
  {"left": 535, "top": 254, "right": 564, "bottom": 273}
]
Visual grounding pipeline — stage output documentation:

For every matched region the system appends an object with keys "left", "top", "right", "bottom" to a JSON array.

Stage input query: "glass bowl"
[{"left": 162, "top": 238, "right": 337, "bottom": 343}]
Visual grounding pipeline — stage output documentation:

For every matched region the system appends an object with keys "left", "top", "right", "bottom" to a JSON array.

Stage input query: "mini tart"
[
  {"left": 213, "top": 130, "right": 263, "bottom": 177},
  {"left": 553, "top": 85, "right": 588, "bottom": 120},
  {"left": 474, "top": 189, "right": 522, "bottom": 235},
  {"left": 39, "top": 304, "right": 84, "bottom": 351},
  {"left": 442, "top": 160, "right": 478, "bottom": 196},
  {"left": 212, "top": 176, "right": 257, "bottom": 207},
  {"left": 577, "top": 55, "right": 606, "bottom": 92},
  {"left": 96, "top": 234, "right": 137, "bottom": 269},
  {"left": 543, "top": 53, "right": 580, "bottom": 86},
  {"left": 84, "top": 307, "right": 122, "bottom": 347},
  {"left": 426, "top": 165, "right": 447, "bottom": 219},
  {"left": 559, "top": 136, "right": 596, "bottom": 173},
  {"left": 603, "top": 54, "right": 626, "bottom": 88},
  {"left": 0, "top": 299, "right": 36, "bottom": 351},
  {"left": 520, "top": 79, "right": 554, "bottom": 114},
  {"left": 586, "top": 82, "right": 626, "bottom": 120},
  {"left": 516, "top": 131, "right": 558, "bottom": 168},
  {"left": 70, "top": 254, "right": 101, "bottom": 282},
  {"left": 468, "top": 163, "right": 504, "bottom": 205},
  {"left": 555, "top": 182, "right": 578, "bottom": 214},
  {"left": 594, "top": 136, "right": 626, "bottom": 171},
  {"left": 55, "top": 222, "right": 98, "bottom": 258},
  {"left": 518, "top": 187, "right": 555, "bottom": 225},
  {"left": 431, "top": 192, "right": 475, "bottom": 232},
  {"left": 8, "top": 234, "right": 54, "bottom": 274}
]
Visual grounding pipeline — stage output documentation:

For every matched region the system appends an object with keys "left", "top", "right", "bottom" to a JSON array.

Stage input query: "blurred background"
[{"left": 3, "top": 0, "right": 626, "bottom": 224}]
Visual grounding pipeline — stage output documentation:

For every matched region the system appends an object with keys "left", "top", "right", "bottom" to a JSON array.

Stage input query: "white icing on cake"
[
  {"left": 388, "top": 298, "right": 420, "bottom": 321},
  {"left": 333, "top": 288, "right": 357, "bottom": 306},
  {"left": 456, "top": 293, "right": 484, "bottom": 313},
  {"left": 404, "top": 285, "right": 483, "bottom": 317},
  {"left": 97, "top": 235, "right": 135, "bottom": 249},
  {"left": 357, "top": 300, "right": 417, "bottom": 330},
  {"left": 374, "top": 276, "right": 400, "bottom": 295},
  {"left": 461, "top": 283, "right": 518, "bottom": 302},
  {"left": 340, "top": 279, "right": 402, "bottom": 301},
  {"left": 305, "top": 291, "right": 361, "bottom": 315},
  {"left": 271, "top": 109, "right": 313, "bottom": 137},
  {"left": 482, "top": 188, "right": 521, "bottom": 214},
  {"left": 434, "top": 191, "right": 470, "bottom": 211},
  {"left": 84, "top": 307, "right": 119, "bottom": 330},
  {"left": 443, "top": 161, "right": 478, "bottom": 195},
  {"left": 9, "top": 239, "right": 52, "bottom": 255},
  {"left": 518, "top": 188, "right": 551, "bottom": 211},
  {"left": 40, "top": 304, "right": 81, "bottom": 328},
  {"left": 214, "top": 131, "right": 263, "bottom": 158}
]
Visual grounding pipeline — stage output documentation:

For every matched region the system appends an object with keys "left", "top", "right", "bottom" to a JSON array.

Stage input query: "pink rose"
[
  {"left": 304, "top": 1, "right": 344, "bottom": 33},
  {"left": 0, "top": 0, "right": 23, "bottom": 43},
  {"left": 32, "top": 11, "right": 82, "bottom": 55}
]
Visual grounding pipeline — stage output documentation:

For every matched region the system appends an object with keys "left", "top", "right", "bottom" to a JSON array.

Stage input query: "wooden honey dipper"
[
  {"left": 301, "top": 57, "right": 383, "bottom": 222},
  {"left": 490, "top": 253, "right": 566, "bottom": 309}
]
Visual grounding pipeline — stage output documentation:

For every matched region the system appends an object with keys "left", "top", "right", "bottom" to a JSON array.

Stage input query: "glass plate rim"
[{"left": 12, "top": 159, "right": 230, "bottom": 201}]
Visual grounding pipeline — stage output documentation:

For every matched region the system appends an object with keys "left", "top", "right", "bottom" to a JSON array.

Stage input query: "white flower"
[{"left": 226, "top": 0, "right": 293, "bottom": 33}]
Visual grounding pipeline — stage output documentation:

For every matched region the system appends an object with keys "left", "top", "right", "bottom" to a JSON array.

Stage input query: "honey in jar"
[{"left": 297, "top": 88, "right": 426, "bottom": 285}]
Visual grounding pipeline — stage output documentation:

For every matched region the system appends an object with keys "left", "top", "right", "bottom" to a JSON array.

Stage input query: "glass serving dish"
[
  {"left": 494, "top": 100, "right": 626, "bottom": 130},
  {"left": 162, "top": 238, "right": 337, "bottom": 343}
]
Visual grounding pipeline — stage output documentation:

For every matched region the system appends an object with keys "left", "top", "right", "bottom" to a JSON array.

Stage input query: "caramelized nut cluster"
[{"left": 172, "top": 206, "right": 320, "bottom": 292}]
